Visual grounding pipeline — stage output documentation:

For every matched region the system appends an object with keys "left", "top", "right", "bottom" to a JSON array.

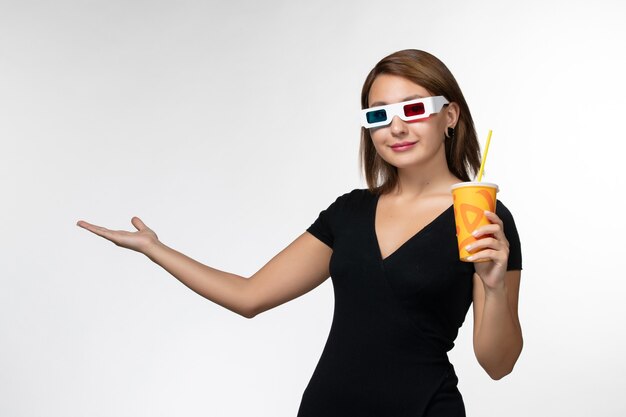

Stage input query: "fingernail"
[
  {"left": 465, "top": 244, "right": 473, "bottom": 251},
  {"left": 466, "top": 255, "right": 474, "bottom": 261},
  {"left": 472, "top": 230, "right": 480, "bottom": 237}
]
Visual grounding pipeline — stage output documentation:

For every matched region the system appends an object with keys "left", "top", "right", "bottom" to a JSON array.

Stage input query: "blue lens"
[{"left": 366, "top": 109, "right": 387, "bottom": 124}]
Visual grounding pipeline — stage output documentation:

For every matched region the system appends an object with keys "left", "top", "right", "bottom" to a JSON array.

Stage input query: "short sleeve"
[
  {"left": 306, "top": 191, "right": 350, "bottom": 249},
  {"left": 495, "top": 200, "right": 523, "bottom": 271}
]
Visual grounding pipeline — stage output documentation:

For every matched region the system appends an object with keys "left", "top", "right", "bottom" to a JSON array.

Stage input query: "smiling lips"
[
  {"left": 391, "top": 141, "right": 416, "bottom": 148},
  {"left": 391, "top": 142, "right": 417, "bottom": 151}
]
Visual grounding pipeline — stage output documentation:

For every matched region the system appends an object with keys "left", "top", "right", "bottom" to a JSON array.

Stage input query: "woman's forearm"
[
  {"left": 144, "top": 241, "right": 252, "bottom": 318},
  {"left": 474, "top": 284, "right": 523, "bottom": 379}
]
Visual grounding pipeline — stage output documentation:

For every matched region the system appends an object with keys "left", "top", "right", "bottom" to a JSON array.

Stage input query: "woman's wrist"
[{"left": 143, "top": 239, "right": 166, "bottom": 261}]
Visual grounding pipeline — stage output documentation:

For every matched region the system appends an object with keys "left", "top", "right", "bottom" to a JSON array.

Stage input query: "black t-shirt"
[{"left": 296, "top": 188, "right": 522, "bottom": 417}]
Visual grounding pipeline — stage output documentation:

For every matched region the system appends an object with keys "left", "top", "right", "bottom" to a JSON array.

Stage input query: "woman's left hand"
[{"left": 465, "top": 210, "right": 509, "bottom": 290}]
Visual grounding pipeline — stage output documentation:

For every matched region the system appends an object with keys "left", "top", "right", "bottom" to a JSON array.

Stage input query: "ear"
[{"left": 445, "top": 102, "right": 460, "bottom": 129}]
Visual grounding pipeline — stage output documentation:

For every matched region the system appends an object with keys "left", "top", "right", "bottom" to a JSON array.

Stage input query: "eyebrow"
[{"left": 369, "top": 94, "right": 423, "bottom": 108}]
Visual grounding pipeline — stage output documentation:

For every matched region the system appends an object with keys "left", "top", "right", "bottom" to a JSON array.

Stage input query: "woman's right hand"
[{"left": 76, "top": 216, "right": 160, "bottom": 255}]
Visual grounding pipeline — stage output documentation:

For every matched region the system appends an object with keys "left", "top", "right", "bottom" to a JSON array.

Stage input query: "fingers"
[
  {"left": 76, "top": 220, "right": 115, "bottom": 240},
  {"left": 466, "top": 248, "right": 508, "bottom": 265},
  {"left": 473, "top": 224, "right": 501, "bottom": 239},
  {"left": 466, "top": 211, "right": 509, "bottom": 257},
  {"left": 76, "top": 220, "right": 100, "bottom": 232},
  {"left": 131, "top": 216, "right": 147, "bottom": 231},
  {"left": 465, "top": 236, "right": 503, "bottom": 253},
  {"left": 472, "top": 211, "right": 505, "bottom": 240},
  {"left": 483, "top": 210, "right": 503, "bottom": 229},
  {"left": 465, "top": 233, "right": 510, "bottom": 264},
  {"left": 77, "top": 218, "right": 148, "bottom": 233}
]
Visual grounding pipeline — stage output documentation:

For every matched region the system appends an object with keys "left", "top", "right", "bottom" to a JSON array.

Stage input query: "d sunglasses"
[{"left": 361, "top": 96, "right": 449, "bottom": 129}]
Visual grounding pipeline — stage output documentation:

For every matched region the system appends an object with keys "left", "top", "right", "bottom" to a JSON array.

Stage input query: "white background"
[{"left": 2, "top": 0, "right": 625, "bottom": 416}]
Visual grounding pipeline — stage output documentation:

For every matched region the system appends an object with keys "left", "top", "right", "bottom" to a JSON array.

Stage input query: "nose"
[{"left": 389, "top": 115, "right": 408, "bottom": 136}]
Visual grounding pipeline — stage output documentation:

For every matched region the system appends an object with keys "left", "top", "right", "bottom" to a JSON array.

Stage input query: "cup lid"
[{"left": 450, "top": 181, "right": 499, "bottom": 192}]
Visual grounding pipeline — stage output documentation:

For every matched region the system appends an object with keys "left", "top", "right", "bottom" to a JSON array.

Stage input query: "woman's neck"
[{"left": 392, "top": 156, "right": 461, "bottom": 200}]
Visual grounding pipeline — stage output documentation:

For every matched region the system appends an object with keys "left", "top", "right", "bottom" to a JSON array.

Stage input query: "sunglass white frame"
[{"left": 361, "top": 95, "right": 450, "bottom": 129}]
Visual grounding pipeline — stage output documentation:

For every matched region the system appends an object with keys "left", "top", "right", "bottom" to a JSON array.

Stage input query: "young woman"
[{"left": 77, "top": 49, "right": 523, "bottom": 417}]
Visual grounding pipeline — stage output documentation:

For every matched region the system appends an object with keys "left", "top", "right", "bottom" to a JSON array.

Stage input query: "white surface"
[{"left": 2, "top": 0, "right": 625, "bottom": 416}]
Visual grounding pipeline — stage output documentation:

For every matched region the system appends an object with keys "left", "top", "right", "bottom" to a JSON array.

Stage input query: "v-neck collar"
[{"left": 372, "top": 191, "right": 454, "bottom": 263}]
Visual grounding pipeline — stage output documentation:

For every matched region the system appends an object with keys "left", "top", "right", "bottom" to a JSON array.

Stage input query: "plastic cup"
[{"left": 451, "top": 182, "right": 499, "bottom": 262}]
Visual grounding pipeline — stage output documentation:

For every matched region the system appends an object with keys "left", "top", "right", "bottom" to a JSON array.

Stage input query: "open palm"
[{"left": 76, "top": 216, "right": 159, "bottom": 254}]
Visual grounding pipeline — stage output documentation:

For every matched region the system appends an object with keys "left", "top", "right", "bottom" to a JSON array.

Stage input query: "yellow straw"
[{"left": 477, "top": 130, "right": 492, "bottom": 182}]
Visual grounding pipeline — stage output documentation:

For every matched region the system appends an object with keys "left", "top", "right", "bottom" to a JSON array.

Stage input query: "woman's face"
[{"left": 367, "top": 74, "right": 456, "bottom": 170}]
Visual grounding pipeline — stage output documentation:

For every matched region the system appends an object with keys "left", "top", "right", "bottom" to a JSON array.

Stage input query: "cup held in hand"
[{"left": 451, "top": 182, "right": 499, "bottom": 262}]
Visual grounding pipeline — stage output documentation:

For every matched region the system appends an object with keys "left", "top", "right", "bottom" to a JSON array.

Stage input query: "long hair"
[{"left": 359, "top": 49, "right": 481, "bottom": 195}]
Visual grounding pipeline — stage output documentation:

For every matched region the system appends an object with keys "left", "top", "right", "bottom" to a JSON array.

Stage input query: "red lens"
[{"left": 403, "top": 102, "right": 425, "bottom": 117}]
